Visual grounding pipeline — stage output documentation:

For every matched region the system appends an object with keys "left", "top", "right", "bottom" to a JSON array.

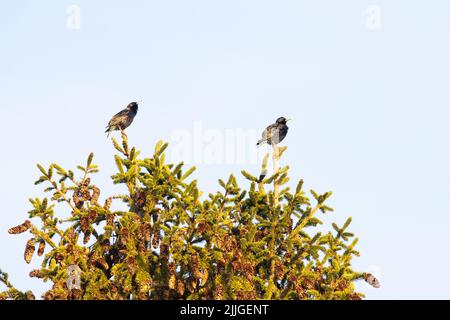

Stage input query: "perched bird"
[
  {"left": 105, "top": 102, "right": 139, "bottom": 137},
  {"left": 257, "top": 117, "right": 290, "bottom": 146}
]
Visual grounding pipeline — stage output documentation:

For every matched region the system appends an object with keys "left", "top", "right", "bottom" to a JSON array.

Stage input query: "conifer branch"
[
  {"left": 273, "top": 145, "right": 280, "bottom": 207},
  {"left": 2, "top": 135, "right": 377, "bottom": 300}
]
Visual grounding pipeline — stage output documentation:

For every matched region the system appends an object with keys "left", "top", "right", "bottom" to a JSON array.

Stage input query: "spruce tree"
[{"left": 1, "top": 133, "right": 379, "bottom": 300}]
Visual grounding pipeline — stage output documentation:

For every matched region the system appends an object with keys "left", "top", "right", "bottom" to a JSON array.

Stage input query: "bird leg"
[{"left": 273, "top": 145, "right": 279, "bottom": 160}]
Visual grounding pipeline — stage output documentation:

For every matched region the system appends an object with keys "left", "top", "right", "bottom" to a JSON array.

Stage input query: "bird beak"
[{"left": 287, "top": 118, "right": 292, "bottom": 122}]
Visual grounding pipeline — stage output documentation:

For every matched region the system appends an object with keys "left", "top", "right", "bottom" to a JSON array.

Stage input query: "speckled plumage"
[
  {"left": 257, "top": 117, "right": 290, "bottom": 146},
  {"left": 105, "top": 102, "right": 139, "bottom": 136}
]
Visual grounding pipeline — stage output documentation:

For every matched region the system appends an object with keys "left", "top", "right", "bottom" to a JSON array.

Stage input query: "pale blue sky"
[{"left": 1, "top": 1, "right": 449, "bottom": 299}]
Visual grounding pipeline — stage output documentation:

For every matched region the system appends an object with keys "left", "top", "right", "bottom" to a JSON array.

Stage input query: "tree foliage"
[{"left": 1, "top": 134, "right": 379, "bottom": 300}]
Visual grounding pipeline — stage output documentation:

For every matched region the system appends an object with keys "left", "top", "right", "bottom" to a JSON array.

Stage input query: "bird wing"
[
  {"left": 262, "top": 123, "right": 277, "bottom": 140},
  {"left": 107, "top": 109, "right": 129, "bottom": 127}
]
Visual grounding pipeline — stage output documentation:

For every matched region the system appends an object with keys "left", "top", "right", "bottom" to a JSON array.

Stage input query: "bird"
[
  {"left": 105, "top": 102, "right": 139, "bottom": 137},
  {"left": 256, "top": 117, "right": 290, "bottom": 146}
]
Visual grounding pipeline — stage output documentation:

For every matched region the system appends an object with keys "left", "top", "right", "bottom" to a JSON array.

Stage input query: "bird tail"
[{"left": 105, "top": 127, "right": 111, "bottom": 138}]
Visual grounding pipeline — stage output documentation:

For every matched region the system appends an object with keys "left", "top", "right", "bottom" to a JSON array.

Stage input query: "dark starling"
[
  {"left": 257, "top": 117, "right": 290, "bottom": 146},
  {"left": 105, "top": 102, "right": 139, "bottom": 137}
]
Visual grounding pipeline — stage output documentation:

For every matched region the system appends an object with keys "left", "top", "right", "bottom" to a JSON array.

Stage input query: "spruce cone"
[
  {"left": 80, "top": 216, "right": 89, "bottom": 233},
  {"left": 144, "top": 224, "right": 151, "bottom": 242},
  {"left": 8, "top": 220, "right": 31, "bottom": 234},
  {"left": 177, "top": 280, "right": 185, "bottom": 296},
  {"left": 90, "top": 186, "right": 100, "bottom": 205},
  {"left": 88, "top": 209, "right": 97, "bottom": 223},
  {"left": 214, "top": 284, "right": 224, "bottom": 300},
  {"left": 152, "top": 229, "right": 160, "bottom": 249},
  {"left": 73, "top": 192, "right": 83, "bottom": 209},
  {"left": 364, "top": 273, "right": 381, "bottom": 288},
  {"left": 37, "top": 241, "right": 46, "bottom": 256},
  {"left": 121, "top": 228, "right": 130, "bottom": 243},
  {"left": 168, "top": 262, "right": 176, "bottom": 275},
  {"left": 29, "top": 269, "right": 43, "bottom": 278},
  {"left": 70, "top": 288, "right": 82, "bottom": 300},
  {"left": 25, "top": 291, "right": 36, "bottom": 300},
  {"left": 24, "top": 238, "right": 36, "bottom": 264},
  {"left": 83, "top": 230, "right": 91, "bottom": 244},
  {"left": 106, "top": 213, "right": 114, "bottom": 227},
  {"left": 79, "top": 178, "right": 91, "bottom": 201},
  {"left": 43, "top": 290, "right": 55, "bottom": 300},
  {"left": 126, "top": 257, "right": 137, "bottom": 274}
]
